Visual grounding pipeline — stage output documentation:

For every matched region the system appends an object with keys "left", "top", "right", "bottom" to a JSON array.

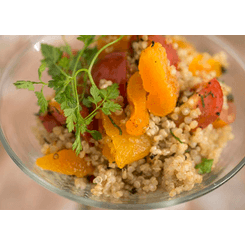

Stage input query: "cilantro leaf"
[
  {"left": 195, "top": 158, "right": 213, "bottom": 174},
  {"left": 14, "top": 81, "right": 35, "bottom": 91},
  {"left": 35, "top": 91, "right": 48, "bottom": 114}
]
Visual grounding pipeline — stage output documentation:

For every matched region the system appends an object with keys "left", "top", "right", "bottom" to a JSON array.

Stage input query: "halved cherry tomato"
[
  {"left": 174, "top": 78, "right": 223, "bottom": 129},
  {"left": 194, "top": 78, "right": 223, "bottom": 129},
  {"left": 39, "top": 113, "right": 62, "bottom": 133},
  {"left": 92, "top": 51, "right": 128, "bottom": 98},
  {"left": 213, "top": 101, "right": 236, "bottom": 128}
]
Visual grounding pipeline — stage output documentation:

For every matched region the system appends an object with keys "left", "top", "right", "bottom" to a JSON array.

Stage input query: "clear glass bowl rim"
[{"left": 0, "top": 35, "right": 244, "bottom": 210}]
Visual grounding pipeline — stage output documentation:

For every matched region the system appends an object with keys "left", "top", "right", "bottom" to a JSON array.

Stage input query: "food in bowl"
[{"left": 14, "top": 35, "right": 236, "bottom": 199}]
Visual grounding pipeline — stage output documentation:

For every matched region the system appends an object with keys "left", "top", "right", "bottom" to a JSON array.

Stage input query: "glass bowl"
[{"left": 0, "top": 35, "right": 244, "bottom": 210}]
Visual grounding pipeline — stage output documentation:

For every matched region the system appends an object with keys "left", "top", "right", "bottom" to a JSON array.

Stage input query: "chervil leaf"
[
  {"left": 195, "top": 158, "right": 213, "bottom": 174},
  {"left": 69, "top": 52, "right": 83, "bottom": 72},
  {"left": 35, "top": 91, "right": 48, "bottom": 114},
  {"left": 102, "top": 100, "right": 121, "bottom": 115},
  {"left": 82, "top": 47, "right": 98, "bottom": 65},
  {"left": 64, "top": 108, "right": 76, "bottom": 132},
  {"left": 72, "top": 132, "right": 82, "bottom": 155},
  {"left": 90, "top": 85, "right": 102, "bottom": 104},
  {"left": 38, "top": 60, "right": 47, "bottom": 82},
  {"left": 14, "top": 81, "right": 35, "bottom": 91},
  {"left": 58, "top": 57, "right": 70, "bottom": 69},
  {"left": 77, "top": 35, "right": 96, "bottom": 47},
  {"left": 106, "top": 83, "right": 120, "bottom": 100},
  {"left": 82, "top": 97, "right": 92, "bottom": 108},
  {"left": 89, "top": 130, "right": 102, "bottom": 140},
  {"left": 41, "top": 44, "right": 63, "bottom": 63}
]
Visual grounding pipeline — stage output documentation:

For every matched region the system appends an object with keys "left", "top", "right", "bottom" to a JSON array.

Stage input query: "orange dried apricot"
[
  {"left": 36, "top": 149, "right": 94, "bottom": 177},
  {"left": 101, "top": 113, "right": 151, "bottom": 169},
  {"left": 138, "top": 42, "right": 179, "bottom": 117},
  {"left": 189, "top": 54, "right": 222, "bottom": 77},
  {"left": 126, "top": 72, "right": 149, "bottom": 136}
]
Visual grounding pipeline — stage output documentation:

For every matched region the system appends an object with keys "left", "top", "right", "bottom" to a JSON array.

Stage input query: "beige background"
[{"left": 0, "top": 36, "right": 244, "bottom": 210}]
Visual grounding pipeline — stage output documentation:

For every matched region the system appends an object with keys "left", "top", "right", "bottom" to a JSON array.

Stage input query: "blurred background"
[{"left": 0, "top": 36, "right": 244, "bottom": 210}]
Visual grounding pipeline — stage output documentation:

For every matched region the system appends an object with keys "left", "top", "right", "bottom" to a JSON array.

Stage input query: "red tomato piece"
[
  {"left": 92, "top": 51, "right": 128, "bottom": 98},
  {"left": 49, "top": 100, "right": 66, "bottom": 125},
  {"left": 194, "top": 78, "right": 223, "bottom": 129},
  {"left": 39, "top": 113, "right": 62, "bottom": 133},
  {"left": 148, "top": 35, "right": 179, "bottom": 68}
]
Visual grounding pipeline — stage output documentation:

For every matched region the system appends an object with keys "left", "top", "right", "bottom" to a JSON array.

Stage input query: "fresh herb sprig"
[{"left": 14, "top": 35, "right": 124, "bottom": 155}]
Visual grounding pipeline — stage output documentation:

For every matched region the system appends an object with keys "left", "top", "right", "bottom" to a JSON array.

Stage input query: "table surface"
[{"left": 0, "top": 35, "right": 244, "bottom": 210}]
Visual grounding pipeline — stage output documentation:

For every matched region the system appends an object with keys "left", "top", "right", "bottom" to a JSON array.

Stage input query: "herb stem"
[
  {"left": 72, "top": 49, "right": 86, "bottom": 77},
  {"left": 87, "top": 35, "right": 124, "bottom": 85}
]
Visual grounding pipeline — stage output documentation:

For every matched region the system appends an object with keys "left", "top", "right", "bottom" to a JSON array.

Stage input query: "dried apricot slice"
[
  {"left": 126, "top": 72, "right": 149, "bottom": 135},
  {"left": 189, "top": 54, "right": 222, "bottom": 77},
  {"left": 138, "top": 42, "right": 179, "bottom": 117},
  {"left": 101, "top": 113, "right": 151, "bottom": 168},
  {"left": 36, "top": 149, "right": 94, "bottom": 177}
]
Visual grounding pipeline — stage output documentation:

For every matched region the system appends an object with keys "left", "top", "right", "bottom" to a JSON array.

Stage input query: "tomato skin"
[
  {"left": 39, "top": 114, "right": 62, "bottom": 133},
  {"left": 92, "top": 51, "right": 128, "bottom": 98},
  {"left": 213, "top": 101, "right": 236, "bottom": 128}
]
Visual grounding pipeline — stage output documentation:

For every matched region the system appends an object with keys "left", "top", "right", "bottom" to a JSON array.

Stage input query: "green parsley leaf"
[
  {"left": 195, "top": 158, "right": 213, "bottom": 174},
  {"left": 14, "top": 81, "right": 35, "bottom": 91},
  {"left": 35, "top": 91, "right": 48, "bottom": 114}
]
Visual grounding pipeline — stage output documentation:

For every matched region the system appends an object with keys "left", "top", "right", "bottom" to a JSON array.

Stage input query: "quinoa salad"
[{"left": 14, "top": 35, "right": 236, "bottom": 199}]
